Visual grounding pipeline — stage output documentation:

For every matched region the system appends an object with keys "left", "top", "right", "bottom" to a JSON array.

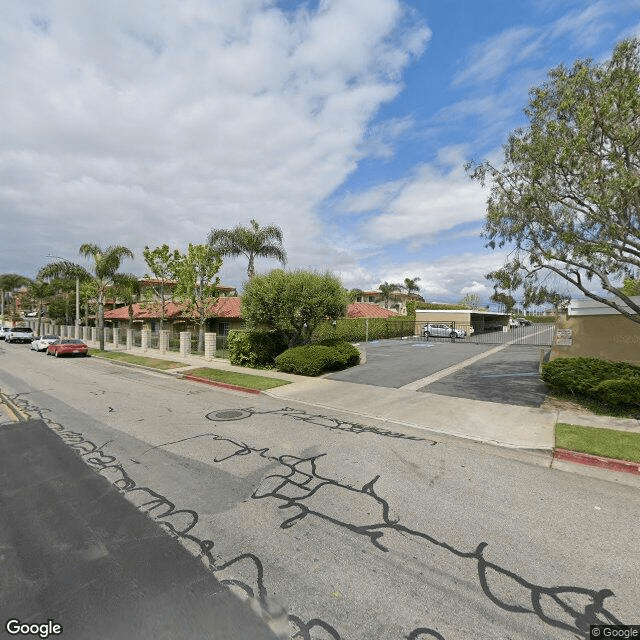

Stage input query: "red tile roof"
[
  {"left": 103, "top": 297, "right": 242, "bottom": 321},
  {"left": 347, "top": 303, "right": 399, "bottom": 318}
]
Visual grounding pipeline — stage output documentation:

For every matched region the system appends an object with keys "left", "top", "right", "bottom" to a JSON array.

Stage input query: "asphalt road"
[{"left": 1, "top": 343, "right": 639, "bottom": 640}]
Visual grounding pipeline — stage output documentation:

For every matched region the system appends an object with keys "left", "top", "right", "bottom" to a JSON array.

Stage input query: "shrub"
[
  {"left": 542, "top": 357, "right": 640, "bottom": 405},
  {"left": 592, "top": 378, "right": 640, "bottom": 407},
  {"left": 228, "top": 330, "right": 288, "bottom": 368},
  {"left": 319, "top": 339, "right": 361, "bottom": 367},
  {"left": 275, "top": 345, "right": 339, "bottom": 376},
  {"left": 313, "top": 317, "right": 416, "bottom": 342}
]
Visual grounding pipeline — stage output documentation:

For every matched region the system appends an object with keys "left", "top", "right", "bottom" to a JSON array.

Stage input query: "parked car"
[
  {"left": 47, "top": 339, "right": 89, "bottom": 357},
  {"left": 30, "top": 334, "right": 60, "bottom": 352},
  {"left": 509, "top": 318, "right": 520, "bottom": 328},
  {"left": 422, "top": 323, "right": 467, "bottom": 339},
  {"left": 515, "top": 317, "right": 532, "bottom": 326},
  {"left": 5, "top": 326, "right": 34, "bottom": 343},
  {"left": 0, "top": 326, "right": 12, "bottom": 340}
]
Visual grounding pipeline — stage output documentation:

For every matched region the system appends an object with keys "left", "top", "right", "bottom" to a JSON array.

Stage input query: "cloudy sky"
[{"left": 2, "top": 0, "right": 639, "bottom": 303}]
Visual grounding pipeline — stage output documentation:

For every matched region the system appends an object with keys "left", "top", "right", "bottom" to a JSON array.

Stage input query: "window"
[{"left": 218, "top": 321, "right": 230, "bottom": 337}]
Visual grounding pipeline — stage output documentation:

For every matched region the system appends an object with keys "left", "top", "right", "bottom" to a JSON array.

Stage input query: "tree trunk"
[
  {"left": 98, "top": 299, "right": 105, "bottom": 351},
  {"left": 36, "top": 303, "right": 42, "bottom": 336},
  {"left": 198, "top": 318, "right": 205, "bottom": 354}
]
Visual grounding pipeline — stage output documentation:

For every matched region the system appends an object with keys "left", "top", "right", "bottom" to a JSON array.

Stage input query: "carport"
[{"left": 415, "top": 309, "right": 509, "bottom": 335}]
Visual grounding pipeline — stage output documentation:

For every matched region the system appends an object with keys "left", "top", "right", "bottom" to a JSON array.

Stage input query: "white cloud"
[
  {"left": 0, "top": 0, "right": 430, "bottom": 280},
  {"left": 337, "top": 249, "right": 510, "bottom": 303},
  {"left": 460, "top": 281, "right": 492, "bottom": 296},
  {"left": 340, "top": 145, "right": 488, "bottom": 247},
  {"left": 453, "top": 26, "right": 538, "bottom": 88}
]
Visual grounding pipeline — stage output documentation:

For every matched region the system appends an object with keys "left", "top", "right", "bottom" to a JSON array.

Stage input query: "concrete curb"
[{"left": 553, "top": 448, "right": 640, "bottom": 476}]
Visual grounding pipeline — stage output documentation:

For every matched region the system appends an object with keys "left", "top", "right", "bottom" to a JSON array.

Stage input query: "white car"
[
  {"left": 422, "top": 323, "right": 467, "bottom": 339},
  {"left": 31, "top": 334, "right": 60, "bottom": 352},
  {"left": 4, "top": 326, "right": 34, "bottom": 343},
  {"left": 0, "top": 326, "right": 12, "bottom": 340}
]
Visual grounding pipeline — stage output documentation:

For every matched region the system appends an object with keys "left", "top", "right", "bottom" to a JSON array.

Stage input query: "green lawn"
[
  {"left": 185, "top": 367, "right": 291, "bottom": 391},
  {"left": 89, "top": 350, "right": 185, "bottom": 370},
  {"left": 556, "top": 423, "right": 640, "bottom": 463}
]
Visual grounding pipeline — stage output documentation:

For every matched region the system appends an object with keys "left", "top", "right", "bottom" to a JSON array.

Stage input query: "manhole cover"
[{"left": 206, "top": 409, "right": 252, "bottom": 421}]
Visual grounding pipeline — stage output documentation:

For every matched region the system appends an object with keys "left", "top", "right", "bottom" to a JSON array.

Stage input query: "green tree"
[
  {"left": 621, "top": 277, "right": 640, "bottom": 296},
  {"left": 378, "top": 282, "right": 401, "bottom": 309},
  {"left": 242, "top": 270, "right": 348, "bottom": 347},
  {"left": 39, "top": 244, "right": 134, "bottom": 350},
  {"left": 80, "top": 279, "right": 99, "bottom": 325},
  {"left": 24, "top": 280, "right": 52, "bottom": 335},
  {"left": 489, "top": 289, "right": 516, "bottom": 313},
  {"left": 115, "top": 276, "right": 142, "bottom": 330},
  {"left": 172, "top": 244, "right": 223, "bottom": 353},
  {"left": 403, "top": 277, "right": 421, "bottom": 296},
  {"left": 208, "top": 219, "right": 287, "bottom": 279},
  {"left": 0, "top": 273, "right": 32, "bottom": 321},
  {"left": 467, "top": 38, "right": 640, "bottom": 325},
  {"left": 142, "top": 244, "right": 180, "bottom": 330},
  {"left": 459, "top": 293, "right": 481, "bottom": 310}
]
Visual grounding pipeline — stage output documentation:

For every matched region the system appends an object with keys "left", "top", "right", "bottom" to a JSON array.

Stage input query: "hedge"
[
  {"left": 313, "top": 317, "right": 416, "bottom": 343},
  {"left": 541, "top": 357, "right": 640, "bottom": 407}
]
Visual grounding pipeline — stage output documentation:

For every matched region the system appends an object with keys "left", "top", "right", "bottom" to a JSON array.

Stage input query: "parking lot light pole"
[{"left": 46, "top": 254, "right": 80, "bottom": 326}]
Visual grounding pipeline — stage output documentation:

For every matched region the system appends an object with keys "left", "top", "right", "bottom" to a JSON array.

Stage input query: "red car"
[{"left": 47, "top": 339, "right": 89, "bottom": 357}]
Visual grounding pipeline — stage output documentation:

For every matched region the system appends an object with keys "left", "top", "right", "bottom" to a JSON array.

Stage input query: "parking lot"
[{"left": 327, "top": 338, "right": 550, "bottom": 407}]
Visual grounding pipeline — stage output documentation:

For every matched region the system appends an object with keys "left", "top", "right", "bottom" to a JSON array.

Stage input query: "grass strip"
[
  {"left": 89, "top": 350, "right": 185, "bottom": 370},
  {"left": 186, "top": 367, "right": 291, "bottom": 391},
  {"left": 556, "top": 423, "right": 640, "bottom": 464}
]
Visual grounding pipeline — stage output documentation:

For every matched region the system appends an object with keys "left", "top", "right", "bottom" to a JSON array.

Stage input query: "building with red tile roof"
[{"left": 346, "top": 303, "right": 399, "bottom": 318}]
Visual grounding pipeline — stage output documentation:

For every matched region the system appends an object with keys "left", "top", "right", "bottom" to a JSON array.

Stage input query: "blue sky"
[{"left": 1, "top": 0, "right": 639, "bottom": 304}]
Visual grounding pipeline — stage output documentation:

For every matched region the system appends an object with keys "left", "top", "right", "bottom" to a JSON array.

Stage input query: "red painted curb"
[
  {"left": 554, "top": 448, "right": 640, "bottom": 476},
  {"left": 181, "top": 374, "right": 261, "bottom": 395}
]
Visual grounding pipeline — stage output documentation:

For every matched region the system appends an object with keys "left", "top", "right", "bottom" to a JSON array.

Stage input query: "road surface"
[{"left": 1, "top": 343, "right": 638, "bottom": 639}]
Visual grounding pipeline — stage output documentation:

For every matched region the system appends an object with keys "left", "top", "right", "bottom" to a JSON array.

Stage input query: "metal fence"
[{"left": 418, "top": 321, "right": 556, "bottom": 346}]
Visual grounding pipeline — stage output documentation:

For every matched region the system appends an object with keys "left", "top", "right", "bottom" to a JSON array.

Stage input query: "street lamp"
[{"left": 46, "top": 254, "right": 80, "bottom": 326}]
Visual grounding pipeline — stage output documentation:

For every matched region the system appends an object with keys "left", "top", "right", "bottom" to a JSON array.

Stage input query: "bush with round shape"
[
  {"left": 275, "top": 345, "right": 339, "bottom": 376},
  {"left": 318, "top": 338, "right": 361, "bottom": 367}
]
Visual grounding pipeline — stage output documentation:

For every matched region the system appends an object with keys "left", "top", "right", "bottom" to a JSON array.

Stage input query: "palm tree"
[
  {"left": 39, "top": 244, "right": 134, "bottom": 351},
  {"left": 378, "top": 281, "right": 401, "bottom": 309},
  {"left": 208, "top": 219, "right": 286, "bottom": 279},
  {"left": 403, "top": 277, "right": 421, "bottom": 296},
  {"left": 115, "top": 275, "right": 142, "bottom": 330},
  {"left": 0, "top": 273, "right": 32, "bottom": 321}
]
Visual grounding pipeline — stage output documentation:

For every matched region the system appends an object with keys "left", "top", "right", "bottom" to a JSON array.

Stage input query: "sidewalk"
[{"left": 264, "top": 378, "right": 557, "bottom": 450}]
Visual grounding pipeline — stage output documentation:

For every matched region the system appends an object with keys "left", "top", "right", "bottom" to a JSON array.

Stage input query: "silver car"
[
  {"left": 422, "top": 323, "right": 467, "bottom": 339},
  {"left": 5, "top": 326, "right": 34, "bottom": 343},
  {"left": 31, "top": 334, "right": 60, "bottom": 352}
]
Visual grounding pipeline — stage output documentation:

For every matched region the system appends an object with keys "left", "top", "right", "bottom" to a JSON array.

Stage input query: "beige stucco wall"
[{"left": 551, "top": 314, "right": 640, "bottom": 364}]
